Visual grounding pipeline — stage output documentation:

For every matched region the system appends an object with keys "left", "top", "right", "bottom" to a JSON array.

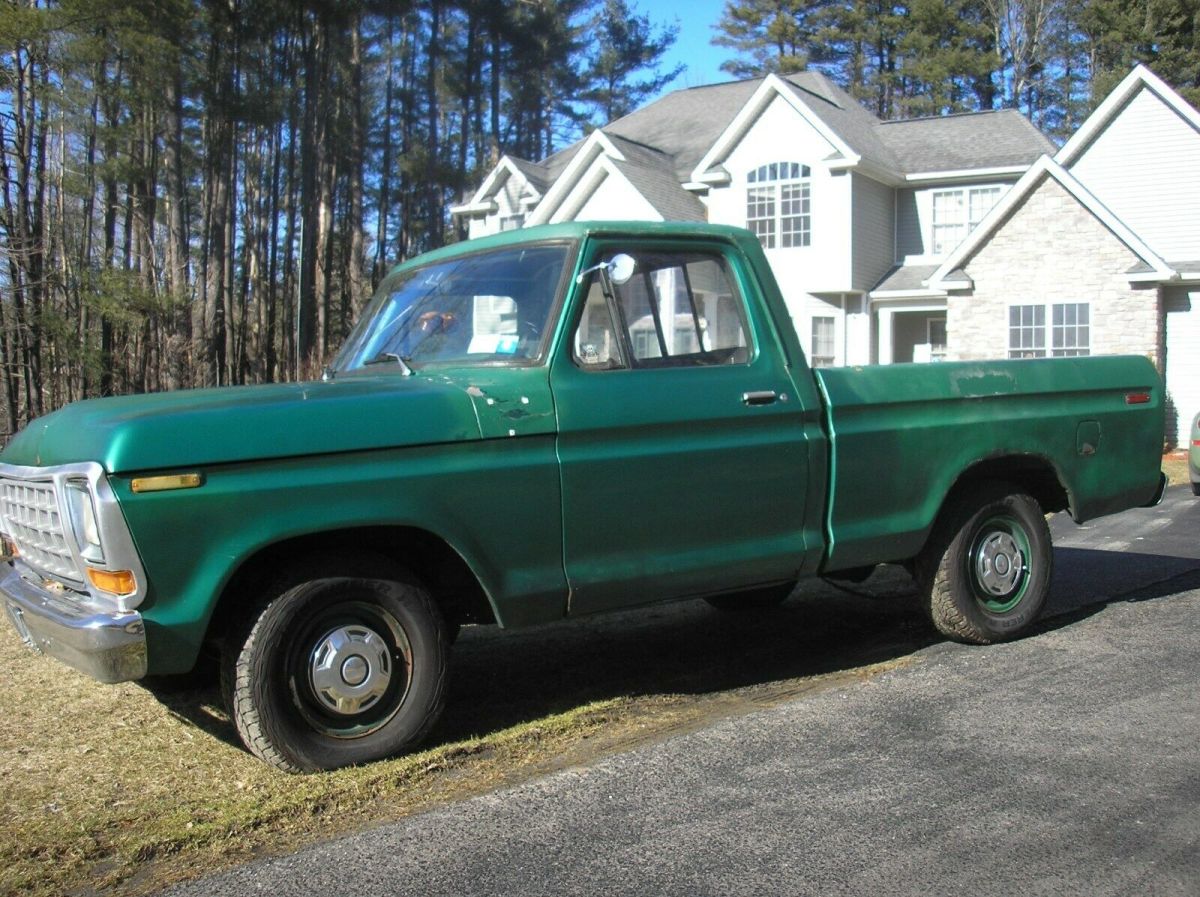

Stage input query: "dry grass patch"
[
  {"left": 0, "top": 626, "right": 634, "bottom": 897},
  {"left": 1162, "top": 454, "right": 1189, "bottom": 487}
]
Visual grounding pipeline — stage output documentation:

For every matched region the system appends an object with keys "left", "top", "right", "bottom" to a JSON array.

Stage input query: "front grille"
[{"left": 0, "top": 479, "right": 81, "bottom": 584}]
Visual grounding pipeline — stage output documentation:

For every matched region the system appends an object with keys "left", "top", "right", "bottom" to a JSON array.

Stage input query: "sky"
[{"left": 637, "top": 0, "right": 733, "bottom": 96}]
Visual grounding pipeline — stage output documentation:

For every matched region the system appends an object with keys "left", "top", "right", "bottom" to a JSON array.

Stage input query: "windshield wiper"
[{"left": 363, "top": 352, "right": 415, "bottom": 376}]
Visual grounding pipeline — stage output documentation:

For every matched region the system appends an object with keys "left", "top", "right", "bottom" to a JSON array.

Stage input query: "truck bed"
[{"left": 814, "top": 356, "right": 1165, "bottom": 573}]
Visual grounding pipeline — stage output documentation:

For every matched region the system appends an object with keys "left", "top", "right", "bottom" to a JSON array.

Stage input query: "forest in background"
[{"left": 0, "top": 0, "right": 1196, "bottom": 438}]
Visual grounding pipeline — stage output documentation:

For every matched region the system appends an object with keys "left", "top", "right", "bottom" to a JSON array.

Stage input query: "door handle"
[{"left": 742, "top": 390, "right": 778, "bottom": 406}]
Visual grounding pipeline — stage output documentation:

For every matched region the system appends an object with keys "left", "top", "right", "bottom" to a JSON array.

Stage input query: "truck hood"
[{"left": 0, "top": 375, "right": 488, "bottom": 473}]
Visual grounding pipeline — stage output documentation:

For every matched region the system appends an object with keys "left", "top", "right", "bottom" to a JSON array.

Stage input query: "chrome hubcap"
[
  {"left": 975, "top": 531, "right": 1026, "bottom": 598},
  {"left": 309, "top": 625, "right": 393, "bottom": 716}
]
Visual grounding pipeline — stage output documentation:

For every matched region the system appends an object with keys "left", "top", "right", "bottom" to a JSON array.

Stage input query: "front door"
[{"left": 549, "top": 239, "right": 818, "bottom": 616}]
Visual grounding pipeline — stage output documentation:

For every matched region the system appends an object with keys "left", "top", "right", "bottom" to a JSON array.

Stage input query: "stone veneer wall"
[{"left": 946, "top": 176, "right": 1160, "bottom": 365}]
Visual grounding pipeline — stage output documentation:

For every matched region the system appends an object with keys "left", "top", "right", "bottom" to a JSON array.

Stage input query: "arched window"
[{"left": 746, "top": 162, "right": 811, "bottom": 249}]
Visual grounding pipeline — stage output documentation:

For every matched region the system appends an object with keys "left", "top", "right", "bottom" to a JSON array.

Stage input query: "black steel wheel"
[{"left": 223, "top": 560, "right": 448, "bottom": 773}]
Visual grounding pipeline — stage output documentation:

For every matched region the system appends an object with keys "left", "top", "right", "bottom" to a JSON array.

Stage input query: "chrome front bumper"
[{"left": 1, "top": 565, "right": 146, "bottom": 683}]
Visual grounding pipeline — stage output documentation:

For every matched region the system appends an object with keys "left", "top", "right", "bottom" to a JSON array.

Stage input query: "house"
[
  {"left": 927, "top": 66, "right": 1200, "bottom": 446},
  {"left": 452, "top": 72, "right": 1054, "bottom": 369},
  {"left": 453, "top": 66, "right": 1199, "bottom": 446}
]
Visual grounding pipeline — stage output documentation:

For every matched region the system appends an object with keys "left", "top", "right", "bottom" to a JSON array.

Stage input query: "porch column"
[{"left": 877, "top": 306, "right": 895, "bottom": 365}]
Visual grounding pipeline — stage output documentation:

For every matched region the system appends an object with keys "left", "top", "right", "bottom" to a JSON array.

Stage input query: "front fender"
[{"left": 116, "top": 438, "right": 566, "bottom": 674}]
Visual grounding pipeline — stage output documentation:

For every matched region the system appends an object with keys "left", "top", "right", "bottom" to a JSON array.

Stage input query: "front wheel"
[
  {"left": 917, "top": 483, "right": 1052, "bottom": 644},
  {"left": 222, "top": 562, "right": 448, "bottom": 773}
]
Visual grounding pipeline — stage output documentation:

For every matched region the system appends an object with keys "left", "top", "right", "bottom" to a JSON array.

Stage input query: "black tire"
[
  {"left": 916, "top": 482, "right": 1052, "bottom": 645},
  {"left": 1191, "top": 481, "right": 1200, "bottom": 497},
  {"left": 705, "top": 582, "right": 794, "bottom": 612},
  {"left": 222, "top": 560, "right": 448, "bottom": 773}
]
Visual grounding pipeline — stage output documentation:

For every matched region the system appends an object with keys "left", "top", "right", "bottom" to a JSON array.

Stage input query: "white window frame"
[
  {"left": 811, "top": 315, "right": 836, "bottom": 368},
  {"left": 1008, "top": 302, "right": 1090, "bottom": 358},
  {"left": 746, "top": 162, "right": 811, "bottom": 250},
  {"left": 499, "top": 213, "right": 525, "bottom": 232},
  {"left": 930, "top": 186, "right": 1003, "bottom": 255}
]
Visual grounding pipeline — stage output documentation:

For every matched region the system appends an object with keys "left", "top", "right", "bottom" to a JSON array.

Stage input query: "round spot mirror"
[{"left": 608, "top": 253, "right": 636, "bottom": 286}]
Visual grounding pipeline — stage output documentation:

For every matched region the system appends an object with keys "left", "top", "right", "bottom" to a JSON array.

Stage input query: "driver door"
[{"left": 550, "top": 240, "right": 818, "bottom": 616}]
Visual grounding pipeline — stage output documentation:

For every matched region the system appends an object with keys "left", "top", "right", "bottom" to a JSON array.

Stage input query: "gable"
[
  {"left": 692, "top": 76, "right": 859, "bottom": 183},
  {"left": 930, "top": 156, "right": 1171, "bottom": 289},
  {"left": 547, "top": 159, "right": 662, "bottom": 224},
  {"left": 962, "top": 176, "right": 1143, "bottom": 283},
  {"left": 1065, "top": 86, "right": 1200, "bottom": 261},
  {"left": 947, "top": 175, "right": 1160, "bottom": 365},
  {"left": 722, "top": 94, "right": 847, "bottom": 177}
]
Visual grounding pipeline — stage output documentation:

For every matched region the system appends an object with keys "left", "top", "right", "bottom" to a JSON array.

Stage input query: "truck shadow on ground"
[
  {"left": 151, "top": 547, "right": 1200, "bottom": 755},
  {"left": 434, "top": 545, "right": 1200, "bottom": 744}
]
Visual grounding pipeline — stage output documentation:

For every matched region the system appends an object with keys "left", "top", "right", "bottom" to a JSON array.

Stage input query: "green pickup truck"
[{"left": 0, "top": 222, "right": 1166, "bottom": 772}]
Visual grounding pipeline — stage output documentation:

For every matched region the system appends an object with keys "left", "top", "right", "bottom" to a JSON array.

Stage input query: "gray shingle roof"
[
  {"left": 1128, "top": 258, "right": 1200, "bottom": 276},
  {"left": 778, "top": 74, "right": 902, "bottom": 171},
  {"left": 605, "top": 133, "right": 677, "bottom": 169},
  {"left": 871, "top": 264, "right": 940, "bottom": 293},
  {"left": 613, "top": 159, "right": 708, "bottom": 222},
  {"left": 507, "top": 156, "right": 551, "bottom": 194},
  {"left": 878, "top": 110, "right": 1057, "bottom": 172},
  {"left": 602, "top": 79, "right": 762, "bottom": 178},
  {"left": 478, "top": 73, "right": 1054, "bottom": 218}
]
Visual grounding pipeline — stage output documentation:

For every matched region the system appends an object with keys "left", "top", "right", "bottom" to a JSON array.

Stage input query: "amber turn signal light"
[
  {"left": 87, "top": 567, "right": 137, "bottom": 596},
  {"left": 131, "top": 473, "right": 203, "bottom": 493}
]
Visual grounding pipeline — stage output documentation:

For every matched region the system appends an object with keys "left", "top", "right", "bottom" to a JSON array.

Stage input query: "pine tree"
[
  {"left": 898, "top": 0, "right": 997, "bottom": 117},
  {"left": 712, "top": 0, "right": 822, "bottom": 77},
  {"left": 579, "top": 0, "right": 684, "bottom": 124}
]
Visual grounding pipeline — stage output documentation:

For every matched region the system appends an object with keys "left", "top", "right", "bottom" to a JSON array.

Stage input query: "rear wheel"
[
  {"left": 917, "top": 483, "right": 1052, "bottom": 644},
  {"left": 222, "top": 560, "right": 448, "bottom": 773}
]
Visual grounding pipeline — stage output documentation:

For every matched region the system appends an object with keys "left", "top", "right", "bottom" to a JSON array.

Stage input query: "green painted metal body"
[
  {"left": 0, "top": 222, "right": 1166, "bottom": 675},
  {"left": 815, "top": 356, "right": 1165, "bottom": 572}
]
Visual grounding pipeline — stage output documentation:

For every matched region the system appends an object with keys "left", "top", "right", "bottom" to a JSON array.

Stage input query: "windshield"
[{"left": 333, "top": 242, "right": 571, "bottom": 373}]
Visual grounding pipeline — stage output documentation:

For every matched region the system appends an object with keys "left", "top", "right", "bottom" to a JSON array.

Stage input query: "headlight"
[{"left": 64, "top": 479, "right": 105, "bottom": 564}]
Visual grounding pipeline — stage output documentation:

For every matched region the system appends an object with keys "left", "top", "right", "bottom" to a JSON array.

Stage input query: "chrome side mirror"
[
  {"left": 576, "top": 253, "right": 637, "bottom": 286},
  {"left": 608, "top": 253, "right": 636, "bottom": 285}
]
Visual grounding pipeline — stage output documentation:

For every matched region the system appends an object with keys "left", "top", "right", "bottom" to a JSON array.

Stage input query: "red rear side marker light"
[{"left": 1125, "top": 392, "right": 1151, "bottom": 405}]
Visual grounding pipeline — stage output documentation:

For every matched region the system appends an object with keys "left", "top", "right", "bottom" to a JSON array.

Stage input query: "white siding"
[
  {"left": 697, "top": 93, "right": 858, "bottom": 359},
  {"left": 851, "top": 173, "right": 895, "bottom": 290},
  {"left": 466, "top": 169, "right": 531, "bottom": 239},
  {"left": 1069, "top": 88, "right": 1200, "bottom": 261},
  {"left": 1165, "top": 287, "right": 1200, "bottom": 448},
  {"left": 704, "top": 94, "right": 853, "bottom": 292},
  {"left": 554, "top": 165, "right": 661, "bottom": 222},
  {"left": 894, "top": 188, "right": 923, "bottom": 259}
]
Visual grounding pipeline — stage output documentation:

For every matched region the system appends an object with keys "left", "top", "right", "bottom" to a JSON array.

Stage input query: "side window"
[
  {"left": 573, "top": 250, "right": 752, "bottom": 371},
  {"left": 573, "top": 280, "right": 627, "bottom": 369}
]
